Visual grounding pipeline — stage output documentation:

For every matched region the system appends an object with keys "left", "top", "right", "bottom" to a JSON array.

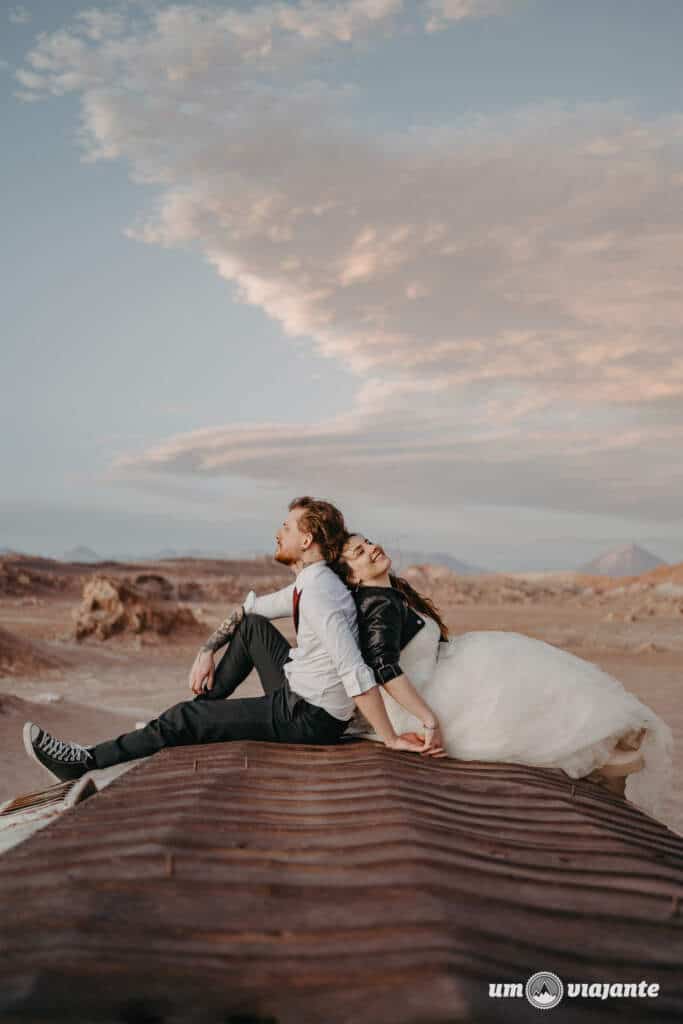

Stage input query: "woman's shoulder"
[{"left": 354, "top": 586, "right": 406, "bottom": 616}]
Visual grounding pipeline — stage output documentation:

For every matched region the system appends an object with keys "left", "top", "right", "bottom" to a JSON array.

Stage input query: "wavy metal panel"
[
  {"left": 0, "top": 740, "right": 681, "bottom": 1023},
  {"left": 0, "top": 775, "right": 97, "bottom": 855}
]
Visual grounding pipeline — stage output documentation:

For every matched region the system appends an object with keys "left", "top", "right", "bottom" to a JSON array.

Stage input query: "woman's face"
[{"left": 342, "top": 534, "right": 392, "bottom": 585}]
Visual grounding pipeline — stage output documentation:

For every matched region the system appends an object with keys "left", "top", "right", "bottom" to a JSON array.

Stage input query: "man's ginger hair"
[{"left": 289, "top": 496, "right": 347, "bottom": 563}]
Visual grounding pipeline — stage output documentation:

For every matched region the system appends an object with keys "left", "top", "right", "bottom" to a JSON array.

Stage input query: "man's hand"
[
  {"left": 385, "top": 733, "right": 429, "bottom": 754},
  {"left": 189, "top": 649, "right": 215, "bottom": 695},
  {"left": 399, "top": 730, "right": 448, "bottom": 758}
]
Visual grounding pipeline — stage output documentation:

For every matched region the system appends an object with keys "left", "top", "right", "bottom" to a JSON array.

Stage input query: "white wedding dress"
[{"left": 350, "top": 614, "right": 676, "bottom": 831}]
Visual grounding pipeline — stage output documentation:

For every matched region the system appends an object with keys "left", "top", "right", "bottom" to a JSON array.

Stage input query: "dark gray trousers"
[{"left": 90, "top": 614, "right": 348, "bottom": 769}]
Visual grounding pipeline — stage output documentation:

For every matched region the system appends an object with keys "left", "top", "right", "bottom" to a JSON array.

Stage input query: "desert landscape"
[{"left": 1, "top": 549, "right": 681, "bottom": 835}]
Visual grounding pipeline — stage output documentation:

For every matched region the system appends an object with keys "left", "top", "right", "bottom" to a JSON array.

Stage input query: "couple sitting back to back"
[{"left": 23, "top": 495, "right": 676, "bottom": 834}]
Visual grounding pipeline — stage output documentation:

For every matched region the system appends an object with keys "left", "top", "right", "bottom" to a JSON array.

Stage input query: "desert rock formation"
[{"left": 73, "top": 575, "right": 201, "bottom": 641}]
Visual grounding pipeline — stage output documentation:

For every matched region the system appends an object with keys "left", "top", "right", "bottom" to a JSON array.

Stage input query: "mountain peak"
[{"left": 580, "top": 544, "right": 665, "bottom": 577}]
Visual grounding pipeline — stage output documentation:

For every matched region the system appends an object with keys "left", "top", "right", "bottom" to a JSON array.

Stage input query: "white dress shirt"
[{"left": 242, "top": 560, "right": 377, "bottom": 721}]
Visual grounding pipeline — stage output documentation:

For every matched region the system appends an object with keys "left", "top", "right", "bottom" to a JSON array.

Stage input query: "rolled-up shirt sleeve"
[
  {"left": 243, "top": 583, "right": 295, "bottom": 621},
  {"left": 358, "top": 594, "right": 404, "bottom": 685},
  {"left": 304, "top": 588, "right": 377, "bottom": 698}
]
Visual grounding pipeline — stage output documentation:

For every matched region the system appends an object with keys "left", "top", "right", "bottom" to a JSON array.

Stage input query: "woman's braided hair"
[{"left": 331, "top": 533, "right": 449, "bottom": 641}]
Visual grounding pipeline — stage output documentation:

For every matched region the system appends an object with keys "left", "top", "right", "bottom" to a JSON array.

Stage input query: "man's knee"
[
  {"left": 241, "top": 613, "right": 271, "bottom": 639},
  {"left": 242, "top": 612, "right": 269, "bottom": 628},
  {"left": 215, "top": 611, "right": 265, "bottom": 654}
]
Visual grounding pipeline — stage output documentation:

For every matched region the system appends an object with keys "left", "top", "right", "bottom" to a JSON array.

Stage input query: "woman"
[{"left": 334, "top": 534, "right": 676, "bottom": 831}]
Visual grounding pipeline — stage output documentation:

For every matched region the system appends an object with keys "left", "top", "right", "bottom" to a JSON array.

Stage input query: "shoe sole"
[{"left": 22, "top": 720, "right": 65, "bottom": 782}]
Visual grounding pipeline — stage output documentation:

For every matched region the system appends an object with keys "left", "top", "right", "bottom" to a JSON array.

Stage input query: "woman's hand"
[
  {"left": 377, "top": 675, "right": 446, "bottom": 755},
  {"left": 189, "top": 649, "right": 215, "bottom": 695},
  {"left": 421, "top": 721, "right": 447, "bottom": 757}
]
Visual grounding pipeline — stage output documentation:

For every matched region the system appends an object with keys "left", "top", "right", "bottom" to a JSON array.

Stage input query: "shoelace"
[{"left": 38, "top": 731, "right": 90, "bottom": 763}]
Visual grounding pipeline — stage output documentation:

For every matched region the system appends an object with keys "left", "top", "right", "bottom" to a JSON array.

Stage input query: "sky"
[{"left": 2, "top": 0, "right": 683, "bottom": 571}]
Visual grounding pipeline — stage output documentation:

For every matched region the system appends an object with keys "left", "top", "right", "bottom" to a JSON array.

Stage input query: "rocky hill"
[
  {"left": 580, "top": 543, "right": 666, "bottom": 577},
  {"left": 0, "top": 627, "right": 65, "bottom": 677}
]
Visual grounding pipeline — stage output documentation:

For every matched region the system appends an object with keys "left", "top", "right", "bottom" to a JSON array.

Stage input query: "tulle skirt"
[{"left": 378, "top": 630, "right": 676, "bottom": 831}]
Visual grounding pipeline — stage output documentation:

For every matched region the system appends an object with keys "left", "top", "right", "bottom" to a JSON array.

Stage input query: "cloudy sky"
[{"left": 2, "top": 0, "right": 682, "bottom": 570}]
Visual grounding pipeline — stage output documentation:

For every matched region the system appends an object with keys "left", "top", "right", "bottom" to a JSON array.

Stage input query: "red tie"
[{"left": 292, "top": 587, "right": 301, "bottom": 633}]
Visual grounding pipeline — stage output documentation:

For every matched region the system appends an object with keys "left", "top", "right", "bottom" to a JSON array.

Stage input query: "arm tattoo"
[{"left": 199, "top": 607, "right": 244, "bottom": 653}]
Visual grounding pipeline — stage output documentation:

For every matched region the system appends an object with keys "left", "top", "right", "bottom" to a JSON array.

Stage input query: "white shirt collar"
[{"left": 295, "top": 559, "right": 328, "bottom": 589}]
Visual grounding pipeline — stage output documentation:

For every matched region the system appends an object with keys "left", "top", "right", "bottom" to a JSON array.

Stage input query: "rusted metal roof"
[
  {"left": 0, "top": 775, "right": 97, "bottom": 855},
  {"left": 0, "top": 740, "right": 681, "bottom": 1023}
]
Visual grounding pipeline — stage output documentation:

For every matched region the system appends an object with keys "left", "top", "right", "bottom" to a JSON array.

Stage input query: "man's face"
[{"left": 274, "top": 507, "right": 311, "bottom": 566}]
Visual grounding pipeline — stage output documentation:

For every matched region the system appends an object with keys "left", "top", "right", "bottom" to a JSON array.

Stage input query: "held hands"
[
  {"left": 420, "top": 721, "right": 447, "bottom": 757},
  {"left": 386, "top": 724, "right": 448, "bottom": 758},
  {"left": 189, "top": 649, "right": 215, "bottom": 695}
]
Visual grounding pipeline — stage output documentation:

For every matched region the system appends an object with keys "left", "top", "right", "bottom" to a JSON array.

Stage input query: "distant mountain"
[
  {"left": 390, "top": 550, "right": 487, "bottom": 576},
  {"left": 150, "top": 548, "right": 234, "bottom": 561},
  {"left": 63, "top": 546, "right": 101, "bottom": 564},
  {"left": 58, "top": 545, "right": 484, "bottom": 572},
  {"left": 580, "top": 544, "right": 666, "bottom": 577}
]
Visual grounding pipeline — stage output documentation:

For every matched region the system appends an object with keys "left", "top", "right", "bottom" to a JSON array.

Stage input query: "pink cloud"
[{"left": 16, "top": 3, "right": 683, "bottom": 520}]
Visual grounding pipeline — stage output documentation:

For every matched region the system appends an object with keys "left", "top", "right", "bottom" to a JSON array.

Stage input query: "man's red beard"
[{"left": 274, "top": 547, "right": 296, "bottom": 566}]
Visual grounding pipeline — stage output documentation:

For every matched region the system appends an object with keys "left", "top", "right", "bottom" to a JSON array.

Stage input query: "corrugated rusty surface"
[
  {"left": 0, "top": 776, "right": 95, "bottom": 818},
  {"left": 0, "top": 776, "right": 98, "bottom": 856},
  {"left": 0, "top": 779, "right": 75, "bottom": 817},
  {"left": 0, "top": 739, "right": 682, "bottom": 1023}
]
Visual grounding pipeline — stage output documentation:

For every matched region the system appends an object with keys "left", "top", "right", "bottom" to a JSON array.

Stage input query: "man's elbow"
[{"left": 352, "top": 684, "right": 380, "bottom": 706}]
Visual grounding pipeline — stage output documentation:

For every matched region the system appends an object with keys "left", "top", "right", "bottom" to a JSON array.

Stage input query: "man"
[{"left": 24, "top": 497, "right": 438, "bottom": 783}]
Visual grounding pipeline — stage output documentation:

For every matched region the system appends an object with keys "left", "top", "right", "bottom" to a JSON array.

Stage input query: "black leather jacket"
[{"left": 354, "top": 586, "right": 427, "bottom": 685}]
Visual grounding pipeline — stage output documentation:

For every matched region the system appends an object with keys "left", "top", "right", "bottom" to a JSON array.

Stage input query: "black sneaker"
[{"left": 23, "top": 721, "right": 95, "bottom": 782}]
